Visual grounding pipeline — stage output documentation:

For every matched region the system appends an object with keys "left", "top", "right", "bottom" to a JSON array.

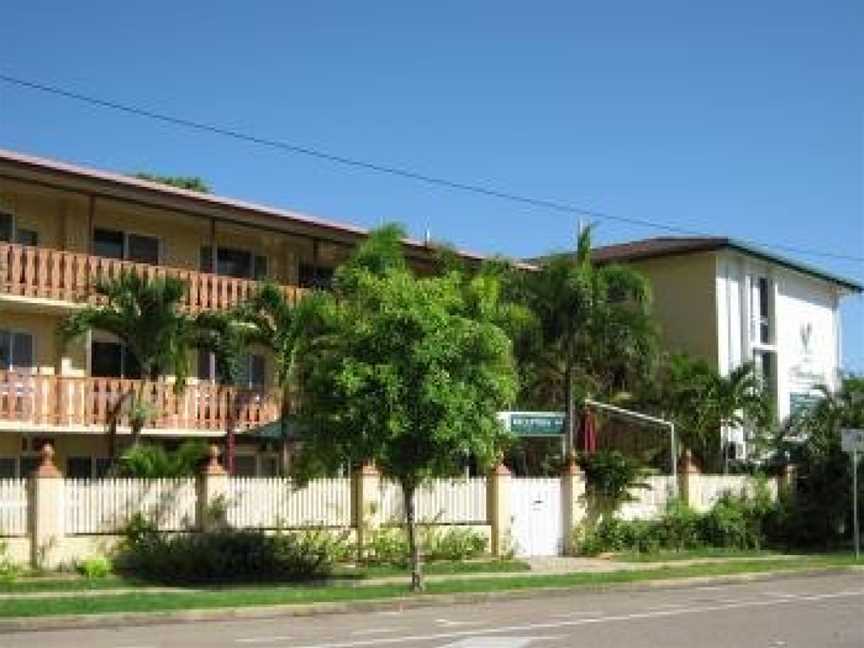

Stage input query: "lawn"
[
  {"left": 611, "top": 548, "right": 785, "bottom": 562},
  {"left": 0, "top": 554, "right": 859, "bottom": 619}
]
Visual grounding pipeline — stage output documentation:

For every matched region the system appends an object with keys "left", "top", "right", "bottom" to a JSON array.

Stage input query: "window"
[
  {"left": 198, "top": 348, "right": 215, "bottom": 381},
  {"left": 750, "top": 276, "right": 773, "bottom": 345},
  {"left": 0, "top": 330, "right": 35, "bottom": 372},
  {"left": 15, "top": 228, "right": 38, "bottom": 247},
  {"left": 67, "top": 456, "right": 93, "bottom": 479},
  {"left": 0, "top": 458, "right": 15, "bottom": 479},
  {"left": 91, "top": 341, "right": 141, "bottom": 379},
  {"left": 260, "top": 455, "right": 280, "bottom": 477},
  {"left": 95, "top": 458, "right": 113, "bottom": 478},
  {"left": 755, "top": 350, "right": 777, "bottom": 400},
  {"left": 299, "top": 263, "right": 334, "bottom": 289},
  {"left": 19, "top": 455, "right": 40, "bottom": 477},
  {"left": 236, "top": 353, "right": 266, "bottom": 390},
  {"left": 200, "top": 246, "right": 267, "bottom": 280},
  {"left": 233, "top": 454, "right": 257, "bottom": 477},
  {"left": 93, "top": 229, "right": 160, "bottom": 264},
  {"left": 0, "top": 211, "right": 12, "bottom": 242}
]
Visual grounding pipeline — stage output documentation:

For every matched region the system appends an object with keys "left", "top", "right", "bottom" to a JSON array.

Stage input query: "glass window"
[
  {"left": 20, "top": 455, "right": 40, "bottom": 477},
  {"left": 216, "top": 247, "right": 253, "bottom": 279},
  {"left": 250, "top": 354, "right": 266, "bottom": 390},
  {"left": 95, "top": 458, "right": 113, "bottom": 478},
  {"left": 93, "top": 228, "right": 124, "bottom": 260},
  {"left": 233, "top": 454, "right": 257, "bottom": 477},
  {"left": 127, "top": 234, "right": 159, "bottom": 265},
  {"left": 299, "top": 263, "right": 334, "bottom": 289},
  {"left": 200, "top": 246, "right": 214, "bottom": 273},
  {"left": 0, "top": 212, "right": 12, "bottom": 242},
  {"left": 197, "top": 349, "right": 215, "bottom": 381},
  {"left": 91, "top": 341, "right": 123, "bottom": 378},
  {"left": 67, "top": 456, "right": 93, "bottom": 479},
  {"left": 0, "top": 331, "right": 34, "bottom": 372},
  {"left": 0, "top": 458, "right": 15, "bottom": 479},
  {"left": 755, "top": 350, "right": 776, "bottom": 400},
  {"left": 14, "top": 228, "right": 38, "bottom": 247}
]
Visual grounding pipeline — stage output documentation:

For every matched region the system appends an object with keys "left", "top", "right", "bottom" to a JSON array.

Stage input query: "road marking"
[
  {"left": 440, "top": 637, "right": 561, "bottom": 647},
  {"left": 351, "top": 628, "right": 401, "bottom": 636},
  {"left": 550, "top": 611, "right": 603, "bottom": 619},
  {"left": 236, "top": 637, "right": 293, "bottom": 644},
  {"left": 436, "top": 618, "right": 484, "bottom": 627},
  {"left": 279, "top": 588, "right": 864, "bottom": 648}
]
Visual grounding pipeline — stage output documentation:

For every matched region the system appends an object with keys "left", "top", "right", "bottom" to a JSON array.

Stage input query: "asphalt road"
[{"left": 2, "top": 572, "right": 862, "bottom": 648}]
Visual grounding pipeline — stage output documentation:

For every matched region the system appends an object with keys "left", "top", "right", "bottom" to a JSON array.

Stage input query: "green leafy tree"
[
  {"left": 293, "top": 225, "right": 517, "bottom": 591},
  {"left": 513, "top": 226, "right": 658, "bottom": 454},
  {"left": 59, "top": 273, "right": 197, "bottom": 452},
  {"left": 119, "top": 441, "right": 208, "bottom": 477},
  {"left": 132, "top": 173, "right": 211, "bottom": 193},
  {"left": 773, "top": 376, "right": 864, "bottom": 547}
]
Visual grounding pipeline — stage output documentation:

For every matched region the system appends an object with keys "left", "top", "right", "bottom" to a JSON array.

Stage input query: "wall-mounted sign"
[
  {"left": 789, "top": 392, "right": 821, "bottom": 417},
  {"left": 841, "top": 429, "right": 864, "bottom": 454},
  {"left": 498, "top": 412, "right": 565, "bottom": 437}
]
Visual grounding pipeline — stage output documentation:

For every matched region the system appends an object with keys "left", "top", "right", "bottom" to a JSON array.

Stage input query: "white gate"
[{"left": 510, "top": 478, "right": 563, "bottom": 556}]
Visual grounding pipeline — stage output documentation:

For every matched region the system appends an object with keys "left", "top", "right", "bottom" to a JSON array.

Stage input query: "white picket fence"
[
  {"left": 226, "top": 478, "right": 352, "bottom": 528},
  {"left": 618, "top": 476, "right": 678, "bottom": 521},
  {"left": 378, "top": 478, "right": 487, "bottom": 524},
  {"left": 696, "top": 475, "right": 778, "bottom": 512},
  {"left": 64, "top": 478, "right": 198, "bottom": 534},
  {"left": 0, "top": 479, "right": 28, "bottom": 537}
]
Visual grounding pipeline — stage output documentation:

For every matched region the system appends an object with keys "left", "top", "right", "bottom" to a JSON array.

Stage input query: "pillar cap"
[
  {"left": 561, "top": 459, "right": 582, "bottom": 476},
  {"left": 33, "top": 443, "right": 62, "bottom": 478},
  {"left": 202, "top": 444, "right": 227, "bottom": 475},
  {"left": 358, "top": 462, "right": 380, "bottom": 476},
  {"left": 679, "top": 449, "right": 701, "bottom": 474},
  {"left": 490, "top": 463, "right": 511, "bottom": 477}
]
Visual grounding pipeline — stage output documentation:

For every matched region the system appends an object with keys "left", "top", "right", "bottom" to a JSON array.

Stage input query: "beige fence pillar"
[
  {"left": 677, "top": 449, "right": 701, "bottom": 509},
  {"left": 29, "top": 444, "right": 65, "bottom": 569},
  {"left": 352, "top": 463, "right": 380, "bottom": 554},
  {"left": 561, "top": 459, "right": 586, "bottom": 554},
  {"left": 197, "top": 445, "right": 229, "bottom": 531},
  {"left": 487, "top": 463, "right": 512, "bottom": 557}
]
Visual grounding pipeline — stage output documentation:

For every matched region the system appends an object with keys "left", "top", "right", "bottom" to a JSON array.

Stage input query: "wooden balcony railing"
[
  {"left": 0, "top": 242, "right": 303, "bottom": 313},
  {"left": 0, "top": 371, "right": 281, "bottom": 433}
]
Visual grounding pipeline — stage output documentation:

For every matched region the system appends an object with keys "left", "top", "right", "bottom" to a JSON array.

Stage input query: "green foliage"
[
  {"left": 770, "top": 376, "right": 864, "bottom": 547},
  {"left": 572, "top": 489, "right": 776, "bottom": 556},
  {"left": 363, "top": 527, "right": 488, "bottom": 565},
  {"left": 0, "top": 541, "right": 20, "bottom": 582},
  {"left": 118, "top": 526, "right": 338, "bottom": 583},
  {"left": 132, "top": 172, "right": 211, "bottom": 193},
  {"left": 77, "top": 556, "right": 112, "bottom": 579},
  {"left": 118, "top": 441, "right": 208, "bottom": 478},
  {"left": 580, "top": 450, "right": 648, "bottom": 519},
  {"left": 293, "top": 224, "right": 517, "bottom": 590}
]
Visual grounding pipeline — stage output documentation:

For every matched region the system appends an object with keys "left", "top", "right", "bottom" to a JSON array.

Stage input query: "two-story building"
[
  {"left": 0, "top": 149, "right": 484, "bottom": 478},
  {"left": 589, "top": 237, "right": 862, "bottom": 458}
]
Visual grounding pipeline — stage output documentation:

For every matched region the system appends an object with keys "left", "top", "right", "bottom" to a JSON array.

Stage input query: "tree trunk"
[
  {"left": 565, "top": 363, "right": 576, "bottom": 460},
  {"left": 402, "top": 481, "right": 423, "bottom": 592},
  {"left": 130, "top": 380, "right": 149, "bottom": 447}
]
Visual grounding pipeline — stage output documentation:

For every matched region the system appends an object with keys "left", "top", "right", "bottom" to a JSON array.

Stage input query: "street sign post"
[{"left": 841, "top": 429, "right": 863, "bottom": 560}]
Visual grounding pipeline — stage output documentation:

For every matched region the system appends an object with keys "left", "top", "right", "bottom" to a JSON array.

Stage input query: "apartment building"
[
  {"left": 0, "top": 149, "right": 472, "bottom": 478},
  {"left": 589, "top": 237, "right": 861, "bottom": 458}
]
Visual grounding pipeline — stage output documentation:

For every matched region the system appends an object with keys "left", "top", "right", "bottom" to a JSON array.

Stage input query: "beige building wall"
[{"left": 628, "top": 252, "right": 719, "bottom": 368}]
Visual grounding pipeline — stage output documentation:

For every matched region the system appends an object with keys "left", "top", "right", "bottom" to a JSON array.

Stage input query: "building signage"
[
  {"left": 499, "top": 412, "right": 565, "bottom": 437},
  {"left": 789, "top": 392, "right": 820, "bottom": 417}
]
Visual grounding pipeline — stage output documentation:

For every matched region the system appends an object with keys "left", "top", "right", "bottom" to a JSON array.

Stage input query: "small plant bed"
[
  {"left": 0, "top": 555, "right": 858, "bottom": 619},
  {"left": 334, "top": 559, "right": 531, "bottom": 579}
]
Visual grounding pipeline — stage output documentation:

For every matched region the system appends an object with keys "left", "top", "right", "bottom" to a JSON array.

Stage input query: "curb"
[{"left": 0, "top": 565, "right": 860, "bottom": 633}]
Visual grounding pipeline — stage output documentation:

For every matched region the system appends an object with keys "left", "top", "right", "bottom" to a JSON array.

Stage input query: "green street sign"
[{"left": 501, "top": 412, "right": 565, "bottom": 437}]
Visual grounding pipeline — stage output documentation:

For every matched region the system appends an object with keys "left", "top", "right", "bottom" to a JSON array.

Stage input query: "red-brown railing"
[
  {"left": 0, "top": 372, "right": 281, "bottom": 433},
  {"left": 0, "top": 242, "right": 303, "bottom": 313}
]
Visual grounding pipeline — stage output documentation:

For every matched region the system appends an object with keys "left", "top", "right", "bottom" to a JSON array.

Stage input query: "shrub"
[
  {"left": 77, "top": 556, "right": 112, "bottom": 579},
  {"left": 364, "top": 528, "right": 409, "bottom": 566},
  {"left": 117, "top": 524, "right": 338, "bottom": 583},
  {"left": 0, "top": 541, "right": 20, "bottom": 582},
  {"left": 656, "top": 499, "right": 703, "bottom": 551},
  {"left": 424, "top": 527, "right": 487, "bottom": 561}
]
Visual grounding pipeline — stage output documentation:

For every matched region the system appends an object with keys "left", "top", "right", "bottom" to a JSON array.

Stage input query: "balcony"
[
  {"left": 0, "top": 242, "right": 303, "bottom": 313},
  {"left": 0, "top": 371, "right": 281, "bottom": 434}
]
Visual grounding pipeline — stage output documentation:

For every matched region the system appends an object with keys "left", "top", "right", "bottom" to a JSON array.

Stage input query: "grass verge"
[
  {"left": 0, "top": 554, "right": 859, "bottom": 619},
  {"left": 610, "top": 548, "right": 784, "bottom": 563}
]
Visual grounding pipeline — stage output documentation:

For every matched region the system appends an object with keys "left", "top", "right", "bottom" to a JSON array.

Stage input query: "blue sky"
[{"left": 1, "top": 1, "right": 862, "bottom": 368}]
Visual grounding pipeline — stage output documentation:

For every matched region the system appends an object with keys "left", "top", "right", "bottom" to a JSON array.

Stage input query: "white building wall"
[{"left": 715, "top": 251, "right": 842, "bottom": 433}]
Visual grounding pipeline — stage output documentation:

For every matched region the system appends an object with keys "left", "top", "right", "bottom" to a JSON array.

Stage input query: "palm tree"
[
  {"left": 60, "top": 273, "right": 196, "bottom": 453},
  {"left": 515, "top": 227, "right": 658, "bottom": 456}
]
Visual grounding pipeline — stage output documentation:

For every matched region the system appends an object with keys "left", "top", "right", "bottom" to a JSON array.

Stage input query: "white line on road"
[
  {"left": 279, "top": 588, "right": 864, "bottom": 648},
  {"left": 351, "top": 628, "right": 401, "bottom": 635},
  {"left": 236, "top": 636, "right": 293, "bottom": 644}
]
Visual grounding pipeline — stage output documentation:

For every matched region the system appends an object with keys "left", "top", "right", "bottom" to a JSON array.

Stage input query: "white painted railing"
[
  {"left": 618, "top": 475, "right": 677, "bottom": 521},
  {"left": 378, "top": 478, "right": 488, "bottom": 524},
  {"left": 225, "top": 478, "right": 352, "bottom": 528},
  {"left": 0, "top": 479, "right": 28, "bottom": 537},
  {"left": 64, "top": 478, "right": 198, "bottom": 534}
]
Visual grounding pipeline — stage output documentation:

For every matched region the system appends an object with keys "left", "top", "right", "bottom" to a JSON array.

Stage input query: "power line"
[{"left": 1, "top": 72, "right": 862, "bottom": 265}]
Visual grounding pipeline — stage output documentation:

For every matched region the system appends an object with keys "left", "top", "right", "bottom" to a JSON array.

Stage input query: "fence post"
[
  {"left": 197, "top": 445, "right": 229, "bottom": 531},
  {"left": 561, "top": 459, "right": 586, "bottom": 555},
  {"left": 487, "top": 463, "right": 511, "bottom": 557},
  {"left": 29, "top": 443, "right": 65, "bottom": 569},
  {"left": 677, "top": 449, "right": 701, "bottom": 509},
  {"left": 352, "top": 463, "right": 380, "bottom": 556}
]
